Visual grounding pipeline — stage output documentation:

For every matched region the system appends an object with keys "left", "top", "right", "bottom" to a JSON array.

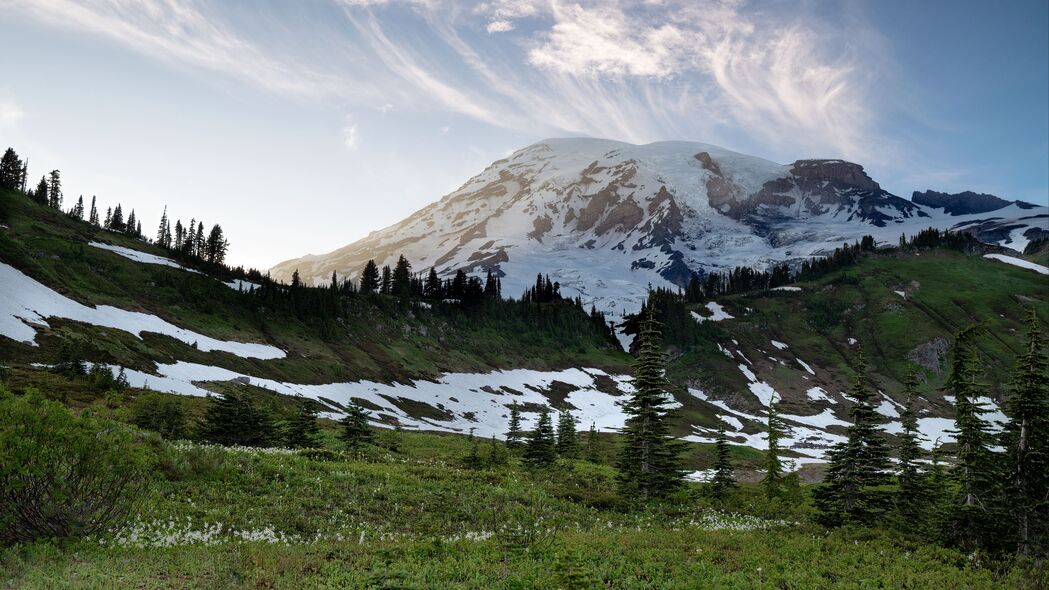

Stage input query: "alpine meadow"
[{"left": 1, "top": 1, "right": 1048, "bottom": 588}]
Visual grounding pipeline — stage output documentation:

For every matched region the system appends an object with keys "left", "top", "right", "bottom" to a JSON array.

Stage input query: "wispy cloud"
[
  {"left": 0, "top": 98, "right": 23, "bottom": 129},
  {"left": 343, "top": 123, "right": 360, "bottom": 149}
]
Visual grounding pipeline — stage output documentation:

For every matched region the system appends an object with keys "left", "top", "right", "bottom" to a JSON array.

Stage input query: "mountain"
[{"left": 271, "top": 138, "right": 1048, "bottom": 320}]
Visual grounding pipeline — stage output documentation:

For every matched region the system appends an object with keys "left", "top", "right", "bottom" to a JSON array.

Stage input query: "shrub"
[
  {"left": 0, "top": 387, "right": 153, "bottom": 546},
  {"left": 129, "top": 393, "right": 188, "bottom": 440},
  {"left": 157, "top": 444, "right": 236, "bottom": 481}
]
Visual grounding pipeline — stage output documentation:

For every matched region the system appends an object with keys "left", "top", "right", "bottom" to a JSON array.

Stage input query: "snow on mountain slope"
[{"left": 272, "top": 138, "right": 1048, "bottom": 322}]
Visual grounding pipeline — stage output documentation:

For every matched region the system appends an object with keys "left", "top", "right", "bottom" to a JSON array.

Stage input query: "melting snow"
[
  {"left": 770, "top": 340, "right": 788, "bottom": 350},
  {"left": 983, "top": 254, "right": 1049, "bottom": 275},
  {"left": 795, "top": 358, "right": 816, "bottom": 375},
  {"left": 805, "top": 387, "right": 836, "bottom": 404},
  {"left": 771, "top": 286, "right": 801, "bottom": 292},
  {"left": 0, "top": 263, "right": 285, "bottom": 360},
  {"left": 692, "top": 301, "right": 734, "bottom": 323},
  {"left": 90, "top": 241, "right": 200, "bottom": 273}
]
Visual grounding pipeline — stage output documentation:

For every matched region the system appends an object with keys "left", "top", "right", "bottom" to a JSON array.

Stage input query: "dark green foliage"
[
  {"left": 616, "top": 310, "right": 684, "bottom": 500},
  {"left": 761, "top": 396, "right": 786, "bottom": 499},
  {"left": 815, "top": 352, "right": 893, "bottom": 526},
  {"left": 32, "top": 176, "right": 47, "bottom": 206},
  {"left": 339, "top": 402, "right": 373, "bottom": 449},
  {"left": 390, "top": 255, "right": 412, "bottom": 298},
  {"left": 585, "top": 422, "right": 601, "bottom": 463},
  {"left": 197, "top": 391, "right": 278, "bottom": 447},
  {"left": 285, "top": 401, "right": 321, "bottom": 449},
  {"left": 130, "top": 393, "right": 188, "bottom": 440},
  {"left": 556, "top": 409, "right": 579, "bottom": 458},
  {"left": 506, "top": 401, "right": 523, "bottom": 449},
  {"left": 1002, "top": 309, "right": 1049, "bottom": 557},
  {"left": 486, "top": 435, "right": 508, "bottom": 466},
  {"left": 46, "top": 170, "right": 61, "bottom": 209},
  {"left": 0, "top": 147, "right": 24, "bottom": 191},
  {"left": 360, "top": 260, "right": 380, "bottom": 293},
  {"left": 895, "top": 370, "right": 932, "bottom": 528},
  {"left": 0, "top": 386, "right": 152, "bottom": 545},
  {"left": 944, "top": 325, "right": 1002, "bottom": 551},
  {"left": 709, "top": 421, "right": 737, "bottom": 500},
  {"left": 524, "top": 407, "right": 557, "bottom": 467}
]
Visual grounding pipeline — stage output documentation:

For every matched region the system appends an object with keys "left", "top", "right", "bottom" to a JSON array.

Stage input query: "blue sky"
[{"left": 1, "top": 0, "right": 1046, "bottom": 269}]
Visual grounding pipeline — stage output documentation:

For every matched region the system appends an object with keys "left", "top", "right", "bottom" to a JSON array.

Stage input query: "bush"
[
  {"left": 129, "top": 393, "right": 188, "bottom": 440},
  {"left": 157, "top": 444, "right": 236, "bottom": 481},
  {"left": 0, "top": 387, "right": 153, "bottom": 546}
]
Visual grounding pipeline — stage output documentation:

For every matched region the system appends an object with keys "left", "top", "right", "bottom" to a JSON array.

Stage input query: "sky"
[{"left": 0, "top": 0, "right": 1046, "bottom": 270}]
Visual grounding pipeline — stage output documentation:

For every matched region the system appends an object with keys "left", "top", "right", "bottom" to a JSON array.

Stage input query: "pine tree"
[
  {"left": 524, "top": 406, "right": 557, "bottom": 467},
  {"left": 286, "top": 400, "right": 321, "bottom": 448},
  {"left": 709, "top": 421, "right": 737, "bottom": 500},
  {"left": 33, "top": 176, "right": 48, "bottom": 205},
  {"left": 340, "top": 402, "right": 373, "bottom": 449},
  {"left": 0, "top": 147, "right": 23, "bottom": 190},
  {"left": 156, "top": 206, "right": 170, "bottom": 247},
  {"left": 896, "top": 369, "right": 932, "bottom": 526},
  {"left": 556, "top": 409, "right": 579, "bottom": 458},
  {"left": 88, "top": 196, "right": 99, "bottom": 226},
  {"left": 205, "top": 224, "right": 227, "bottom": 264},
  {"left": 944, "top": 325, "right": 1001, "bottom": 551},
  {"left": 70, "top": 195, "right": 84, "bottom": 220},
  {"left": 815, "top": 352, "right": 893, "bottom": 526},
  {"left": 390, "top": 255, "right": 412, "bottom": 297},
  {"left": 360, "top": 260, "right": 380, "bottom": 293},
  {"left": 198, "top": 391, "right": 278, "bottom": 447},
  {"left": 103, "top": 207, "right": 112, "bottom": 228},
  {"left": 1002, "top": 309, "right": 1049, "bottom": 557},
  {"left": 615, "top": 309, "right": 684, "bottom": 499},
  {"left": 47, "top": 170, "right": 61, "bottom": 209},
  {"left": 585, "top": 422, "right": 601, "bottom": 463},
  {"left": 424, "top": 267, "right": 441, "bottom": 299},
  {"left": 194, "top": 221, "right": 205, "bottom": 258},
  {"left": 125, "top": 209, "right": 136, "bottom": 236},
  {"left": 110, "top": 204, "right": 124, "bottom": 231},
  {"left": 760, "top": 393, "right": 788, "bottom": 499},
  {"left": 380, "top": 265, "right": 392, "bottom": 294},
  {"left": 506, "top": 401, "right": 524, "bottom": 448}
]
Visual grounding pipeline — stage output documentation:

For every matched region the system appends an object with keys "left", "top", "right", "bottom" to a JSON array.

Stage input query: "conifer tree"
[
  {"left": 194, "top": 221, "right": 205, "bottom": 257},
  {"left": 380, "top": 265, "right": 392, "bottom": 294},
  {"left": 815, "top": 352, "right": 893, "bottom": 526},
  {"left": 125, "top": 209, "right": 136, "bottom": 236},
  {"left": 205, "top": 224, "right": 227, "bottom": 264},
  {"left": 585, "top": 422, "right": 601, "bottom": 463},
  {"left": 88, "top": 196, "right": 99, "bottom": 226},
  {"left": 110, "top": 204, "right": 124, "bottom": 231},
  {"left": 70, "top": 195, "right": 84, "bottom": 220},
  {"left": 556, "top": 409, "right": 579, "bottom": 458},
  {"left": 103, "top": 206, "right": 112, "bottom": 228},
  {"left": 424, "top": 267, "right": 441, "bottom": 299},
  {"left": 340, "top": 402, "right": 374, "bottom": 449},
  {"left": 524, "top": 406, "right": 557, "bottom": 467},
  {"left": 762, "top": 394, "right": 786, "bottom": 499},
  {"left": 0, "top": 147, "right": 23, "bottom": 190},
  {"left": 286, "top": 400, "right": 321, "bottom": 448},
  {"left": 1002, "top": 309, "right": 1049, "bottom": 557},
  {"left": 156, "top": 206, "right": 170, "bottom": 247},
  {"left": 47, "top": 170, "right": 61, "bottom": 209},
  {"left": 506, "top": 401, "right": 524, "bottom": 448},
  {"left": 360, "top": 260, "right": 380, "bottom": 293},
  {"left": 709, "top": 421, "right": 737, "bottom": 500},
  {"left": 944, "top": 325, "right": 1000, "bottom": 550},
  {"left": 198, "top": 391, "right": 278, "bottom": 447},
  {"left": 390, "top": 255, "right": 412, "bottom": 297},
  {"left": 896, "top": 369, "right": 932, "bottom": 526},
  {"left": 33, "top": 176, "right": 48, "bottom": 205},
  {"left": 616, "top": 309, "right": 684, "bottom": 499}
]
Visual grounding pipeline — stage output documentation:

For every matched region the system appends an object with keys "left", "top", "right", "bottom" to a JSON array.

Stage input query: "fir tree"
[
  {"left": 88, "top": 196, "right": 99, "bottom": 226},
  {"left": 380, "top": 265, "right": 392, "bottom": 294},
  {"left": 286, "top": 400, "right": 321, "bottom": 448},
  {"left": 0, "top": 147, "right": 24, "bottom": 190},
  {"left": 360, "top": 260, "right": 380, "bottom": 293},
  {"left": 390, "top": 255, "right": 412, "bottom": 297},
  {"left": 944, "top": 325, "right": 1000, "bottom": 551},
  {"left": 424, "top": 267, "right": 441, "bottom": 299},
  {"left": 556, "top": 409, "right": 579, "bottom": 458},
  {"left": 198, "top": 391, "right": 278, "bottom": 447},
  {"left": 70, "top": 195, "right": 84, "bottom": 220},
  {"left": 47, "top": 170, "right": 61, "bottom": 209},
  {"left": 1002, "top": 309, "right": 1049, "bottom": 557},
  {"left": 896, "top": 369, "right": 932, "bottom": 526},
  {"left": 761, "top": 394, "right": 787, "bottom": 499},
  {"left": 156, "top": 206, "right": 170, "bottom": 247},
  {"left": 205, "top": 224, "right": 227, "bottom": 264},
  {"left": 340, "top": 402, "right": 373, "bottom": 449},
  {"left": 815, "top": 352, "right": 893, "bottom": 526},
  {"left": 194, "top": 221, "right": 205, "bottom": 257},
  {"left": 524, "top": 406, "right": 557, "bottom": 467},
  {"left": 709, "top": 421, "right": 737, "bottom": 500},
  {"left": 110, "top": 204, "right": 124, "bottom": 231},
  {"left": 487, "top": 435, "right": 508, "bottom": 466},
  {"left": 125, "top": 209, "right": 136, "bottom": 236},
  {"left": 615, "top": 309, "right": 684, "bottom": 499},
  {"left": 33, "top": 176, "right": 48, "bottom": 205},
  {"left": 585, "top": 422, "right": 601, "bottom": 463},
  {"left": 506, "top": 401, "right": 524, "bottom": 448}
]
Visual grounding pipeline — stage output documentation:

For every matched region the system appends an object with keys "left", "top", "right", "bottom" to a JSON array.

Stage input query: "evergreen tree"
[
  {"left": 424, "top": 267, "right": 441, "bottom": 299},
  {"left": 524, "top": 406, "right": 557, "bottom": 467},
  {"left": 291, "top": 270, "right": 302, "bottom": 288},
  {"left": 585, "top": 422, "right": 601, "bottom": 463},
  {"left": 125, "top": 209, "right": 136, "bottom": 236},
  {"left": 69, "top": 195, "right": 84, "bottom": 220},
  {"left": 380, "top": 265, "right": 392, "bottom": 294},
  {"left": 360, "top": 260, "right": 380, "bottom": 293},
  {"left": 896, "top": 369, "right": 932, "bottom": 526},
  {"left": 33, "top": 176, "right": 48, "bottom": 205},
  {"left": 194, "top": 221, "right": 205, "bottom": 257},
  {"left": 205, "top": 224, "right": 228, "bottom": 264},
  {"left": 340, "top": 402, "right": 374, "bottom": 449},
  {"left": 556, "top": 409, "right": 579, "bottom": 458},
  {"left": 0, "top": 147, "right": 23, "bottom": 190},
  {"left": 110, "top": 204, "right": 124, "bottom": 231},
  {"left": 815, "top": 352, "right": 893, "bottom": 526},
  {"left": 47, "top": 170, "right": 61, "bottom": 209},
  {"left": 198, "top": 391, "right": 278, "bottom": 447},
  {"left": 944, "top": 325, "right": 1000, "bottom": 551},
  {"left": 709, "top": 421, "right": 737, "bottom": 500},
  {"left": 615, "top": 309, "right": 684, "bottom": 499},
  {"left": 762, "top": 394, "right": 786, "bottom": 499},
  {"left": 487, "top": 435, "right": 508, "bottom": 466},
  {"left": 103, "top": 207, "right": 112, "bottom": 228},
  {"left": 506, "top": 401, "right": 524, "bottom": 448},
  {"left": 156, "top": 206, "right": 170, "bottom": 247},
  {"left": 1002, "top": 309, "right": 1049, "bottom": 557},
  {"left": 286, "top": 400, "right": 321, "bottom": 448},
  {"left": 390, "top": 255, "right": 412, "bottom": 297},
  {"left": 88, "top": 196, "right": 99, "bottom": 226}
]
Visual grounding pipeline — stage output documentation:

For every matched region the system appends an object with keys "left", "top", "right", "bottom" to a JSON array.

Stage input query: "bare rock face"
[
  {"left": 790, "top": 159, "right": 880, "bottom": 191},
  {"left": 908, "top": 338, "right": 950, "bottom": 376},
  {"left": 912, "top": 190, "right": 1035, "bottom": 216}
]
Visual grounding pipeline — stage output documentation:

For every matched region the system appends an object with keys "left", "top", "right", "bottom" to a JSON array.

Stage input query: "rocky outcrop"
[{"left": 912, "top": 190, "right": 1030, "bottom": 216}]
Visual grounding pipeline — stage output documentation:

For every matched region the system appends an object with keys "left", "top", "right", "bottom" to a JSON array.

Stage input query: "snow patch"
[
  {"left": 983, "top": 254, "right": 1049, "bottom": 275},
  {"left": 770, "top": 340, "right": 788, "bottom": 350}
]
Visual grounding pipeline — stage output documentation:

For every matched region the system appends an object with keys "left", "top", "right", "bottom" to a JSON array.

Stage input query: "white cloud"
[
  {"left": 0, "top": 99, "right": 23, "bottom": 129},
  {"left": 343, "top": 123, "right": 360, "bottom": 149},
  {"left": 485, "top": 20, "right": 515, "bottom": 33}
]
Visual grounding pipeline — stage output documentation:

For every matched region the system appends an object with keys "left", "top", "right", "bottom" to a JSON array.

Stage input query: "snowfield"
[
  {"left": 90, "top": 241, "right": 200, "bottom": 273},
  {"left": 983, "top": 254, "right": 1049, "bottom": 275},
  {"left": 0, "top": 263, "right": 285, "bottom": 360}
]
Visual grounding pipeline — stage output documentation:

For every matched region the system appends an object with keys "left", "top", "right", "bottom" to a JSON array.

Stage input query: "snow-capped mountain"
[{"left": 271, "top": 138, "right": 1047, "bottom": 318}]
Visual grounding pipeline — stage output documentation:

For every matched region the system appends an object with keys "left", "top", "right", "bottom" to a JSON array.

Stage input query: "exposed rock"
[
  {"left": 912, "top": 190, "right": 1034, "bottom": 216},
  {"left": 907, "top": 338, "right": 950, "bottom": 376}
]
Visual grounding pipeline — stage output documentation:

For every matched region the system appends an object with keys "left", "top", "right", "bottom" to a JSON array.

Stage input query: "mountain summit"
[{"left": 271, "top": 138, "right": 1046, "bottom": 316}]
